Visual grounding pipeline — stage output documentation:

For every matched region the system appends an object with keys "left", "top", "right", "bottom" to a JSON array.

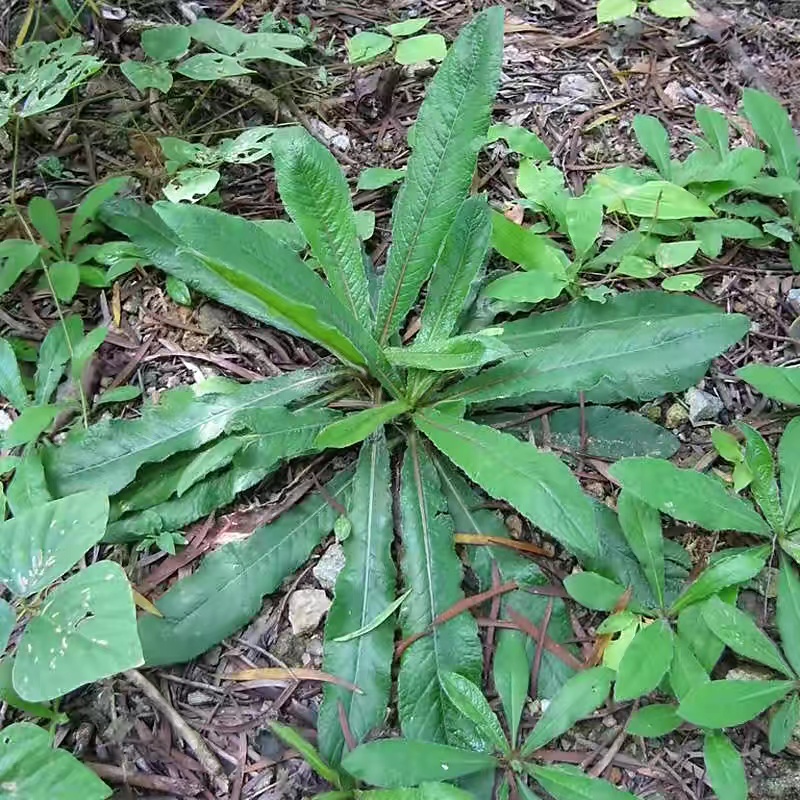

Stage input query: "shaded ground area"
[{"left": 2, "top": 0, "right": 800, "bottom": 798}]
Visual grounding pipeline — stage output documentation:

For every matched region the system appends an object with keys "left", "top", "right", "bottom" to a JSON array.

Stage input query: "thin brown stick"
[
  {"left": 86, "top": 763, "right": 203, "bottom": 795},
  {"left": 507, "top": 610, "right": 584, "bottom": 672},
  {"left": 338, "top": 699, "right": 358, "bottom": 752},
  {"left": 484, "top": 561, "right": 503, "bottom": 684},
  {"left": 530, "top": 598, "right": 554, "bottom": 697}
]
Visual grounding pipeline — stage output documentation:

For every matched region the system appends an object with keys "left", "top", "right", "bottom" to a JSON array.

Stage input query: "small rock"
[
  {"left": 309, "top": 119, "right": 350, "bottom": 151},
  {"left": 557, "top": 74, "right": 599, "bottom": 100},
  {"left": 306, "top": 636, "right": 324, "bottom": 658},
  {"left": 0, "top": 410, "right": 12, "bottom": 433},
  {"left": 686, "top": 388, "right": 724, "bottom": 426},
  {"left": 665, "top": 402, "right": 689, "bottom": 428},
  {"left": 288, "top": 589, "right": 331, "bottom": 636},
  {"left": 313, "top": 543, "right": 345, "bottom": 591},
  {"left": 187, "top": 691, "right": 214, "bottom": 705},
  {"left": 641, "top": 402, "right": 662, "bottom": 423},
  {"left": 786, "top": 287, "right": 800, "bottom": 315},
  {"left": 726, "top": 665, "right": 776, "bottom": 682}
]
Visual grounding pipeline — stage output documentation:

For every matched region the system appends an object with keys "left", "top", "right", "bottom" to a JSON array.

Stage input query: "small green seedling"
[{"left": 347, "top": 17, "right": 447, "bottom": 66}]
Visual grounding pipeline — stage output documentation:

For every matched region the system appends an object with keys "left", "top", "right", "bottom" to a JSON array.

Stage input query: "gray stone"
[
  {"left": 665, "top": 402, "right": 689, "bottom": 428},
  {"left": 313, "top": 543, "right": 345, "bottom": 591},
  {"left": 288, "top": 589, "right": 331, "bottom": 636},
  {"left": 0, "top": 410, "right": 12, "bottom": 433},
  {"left": 558, "top": 74, "right": 599, "bottom": 100},
  {"left": 787, "top": 287, "right": 800, "bottom": 315},
  {"left": 686, "top": 387, "right": 724, "bottom": 426}
]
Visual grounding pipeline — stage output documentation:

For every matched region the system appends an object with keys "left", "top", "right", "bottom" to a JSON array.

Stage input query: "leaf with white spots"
[
  {"left": 0, "top": 722, "right": 111, "bottom": 800},
  {"left": 0, "top": 491, "right": 109, "bottom": 598},
  {"left": 13, "top": 561, "right": 143, "bottom": 702}
]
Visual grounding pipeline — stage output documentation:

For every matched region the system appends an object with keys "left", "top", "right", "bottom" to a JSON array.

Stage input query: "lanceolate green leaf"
[
  {"left": 268, "top": 722, "right": 344, "bottom": 789},
  {"left": 0, "top": 338, "right": 28, "bottom": 411},
  {"left": 14, "top": 561, "right": 144, "bottom": 702},
  {"left": 386, "top": 333, "right": 509, "bottom": 372},
  {"left": 617, "top": 490, "right": 665, "bottom": 608},
  {"left": 375, "top": 8, "right": 503, "bottom": 342},
  {"left": 359, "top": 786, "right": 475, "bottom": 800},
  {"left": 626, "top": 704, "right": 682, "bottom": 737},
  {"left": 701, "top": 594, "right": 793, "bottom": 677},
  {"left": 615, "top": 620, "right": 674, "bottom": 702},
  {"left": 777, "top": 556, "right": 800, "bottom": 676},
  {"left": 417, "top": 196, "right": 492, "bottom": 346},
  {"left": 0, "top": 491, "right": 109, "bottom": 597},
  {"left": 138, "top": 469, "right": 354, "bottom": 666},
  {"left": 522, "top": 667, "right": 614, "bottom": 755},
  {"left": 737, "top": 364, "right": 800, "bottom": 405},
  {"left": 779, "top": 418, "right": 800, "bottom": 532},
  {"left": 739, "top": 423, "right": 783, "bottom": 534},
  {"left": 415, "top": 410, "right": 597, "bottom": 561},
  {"left": 704, "top": 732, "right": 747, "bottom": 800},
  {"left": 318, "top": 433, "right": 396, "bottom": 764},
  {"left": 447, "top": 309, "right": 748, "bottom": 407},
  {"left": 397, "top": 434, "right": 482, "bottom": 742},
  {"left": 678, "top": 679, "right": 794, "bottom": 728},
  {"left": 769, "top": 694, "right": 800, "bottom": 754},
  {"left": 610, "top": 458, "right": 769, "bottom": 536},
  {"left": 529, "top": 764, "right": 638, "bottom": 800},
  {"left": 440, "top": 672, "right": 508, "bottom": 754},
  {"left": 271, "top": 128, "right": 372, "bottom": 324},
  {"left": 43, "top": 369, "right": 334, "bottom": 497},
  {"left": 0, "top": 723, "right": 111, "bottom": 800},
  {"left": 669, "top": 632, "right": 710, "bottom": 701},
  {"left": 742, "top": 88, "right": 800, "bottom": 179},
  {"left": 316, "top": 401, "right": 407, "bottom": 450}
]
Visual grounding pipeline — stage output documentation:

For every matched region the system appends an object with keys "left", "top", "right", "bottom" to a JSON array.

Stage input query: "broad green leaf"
[
  {"left": 633, "top": 115, "right": 672, "bottom": 178},
  {"left": 0, "top": 491, "right": 108, "bottom": 597},
  {"left": 661, "top": 273, "right": 703, "bottom": 293},
  {"left": 175, "top": 53, "right": 253, "bottom": 79},
  {"left": 5, "top": 450, "right": 51, "bottom": 516},
  {"left": 120, "top": 61, "right": 172, "bottom": 93},
  {"left": 777, "top": 557, "right": 800, "bottom": 676},
  {"left": 0, "top": 598, "right": 15, "bottom": 654},
  {"left": 417, "top": 196, "right": 492, "bottom": 346},
  {"left": 449, "top": 298, "right": 748, "bottom": 407},
  {"left": 70, "top": 326, "right": 107, "bottom": 381},
  {"left": 712, "top": 428, "right": 742, "bottom": 463},
  {"left": 769, "top": 693, "right": 800, "bottom": 753},
  {"left": 34, "top": 316, "right": 82, "bottom": 404},
  {"left": 694, "top": 218, "right": 761, "bottom": 257},
  {"left": 487, "top": 124, "right": 550, "bottom": 161},
  {"left": 47, "top": 259, "right": 80, "bottom": 301},
  {"left": 0, "top": 722, "right": 111, "bottom": 800},
  {"left": 703, "top": 732, "right": 747, "bottom": 800},
  {"left": 342, "top": 740, "right": 496, "bottom": 788},
  {"left": 415, "top": 410, "right": 597, "bottom": 561},
  {"left": 165, "top": 275, "right": 191, "bottom": 306},
  {"left": 397, "top": 435, "right": 482, "bottom": 741},
  {"left": 672, "top": 547, "right": 769, "bottom": 613},
  {"left": 564, "top": 572, "right": 628, "bottom": 612},
  {"left": 376, "top": 8, "right": 503, "bottom": 342},
  {"left": 162, "top": 168, "right": 219, "bottom": 203},
  {"left": 779, "top": 418, "right": 800, "bottom": 531},
  {"left": 268, "top": 722, "right": 343, "bottom": 788},
  {"left": 530, "top": 764, "right": 637, "bottom": 800},
  {"left": 565, "top": 194, "right": 604, "bottom": 257},
  {"left": 318, "top": 434, "right": 396, "bottom": 764},
  {"left": 597, "top": 0, "right": 636, "bottom": 21},
  {"left": 516, "top": 779, "right": 543, "bottom": 800},
  {"left": 522, "top": 667, "right": 614, "bottom": 754},
  {"left": 28, "top": 197, "right": 61, "bottom": 252},
  {"left": 483, "top": 270, "right": 568, "bottom": 304},
  {"left": 175, "top": 437, "right": 242, "bottom": 496},
  {"left": 701, "top": 595, "right": 793, "bottom": 676},
  {"left": 237, "top": 35, "right": 305, "bottom": 66},
  {"left": 617, "top": 490, "right": 665, "bottom": 608},
  {"left": 493, "top": 628, "right": 530, "bottom": 747},
  {"left": 360, "top": 786, "right": 475, "bottom": 800},
  {"left": 395, "top": 34, "right": 447, "bottom": 65},
  {"left": 738, "top": 365, "right": 800, "bottom": 405},
  {"left": 649, "top": 0, "right": 695, "bottom": 16},
  {"left": 516, "top": 162, "right": 568, "bottom": 225},
  {"left": 188, "top": 18, "right": 246, "bottom": 54},
  {"left": 137, "top": 469, "right": 354, "bottom": 665},
  {"left": 101, "top": 200, "right": 402, "bottom": 394},
  {"left": 14, "top": 561, "right": 143, "bottom": 702},
  {"left": 610, "top": 458, "right": 769, "bottom": 536},
  {"left": 655, "top": 240, "right": 699, "bottom": 269},
  {"left": 0, "top": 337, "right": 28, "bottom": 410},
  {"left": 669, "top": 631, "right": 710, "bottom": 701},
  {"left": 739, "top": 423, "right": 783, "bottom": 533},
  {"left": 272, "top": 128, "right": 372, "bottom": 324},
  {"left": 626, "top": 704, "right": 682, "bottom": 737},
  {"left": 347, "top": 32, "right": 393, "bottom": 64},
  {"left": 615, "top": 620, "right": 674, "bottom": 702},
  {"left": 386, "top": 333, "right": 509, "bottom": 372},
  {"left": 357, "top": 167, "right": 406, "bottom": 191},
  {"left": 0, "top": 239, "right": 41, "bottom": 295},
  {"left": 490, "top": 212, "right": 569, "bottom": 275},
  {"left": 384, "top": 17, "right": 431, "bottom": 37},
  {"left": 742, "top": 88, "right": 800, "bottom": 179},
  {"left": 43, "top": 368, "right": 334, "bottom": 496},
  {"left": 316, "top": 401, "right": 407, "bottom": 451},
  {"left": 600, "top": 179, "right": 714, "bottom": 219},
  {"left": 679, "top": 679, "right": 794, "bottom": 727},
  {"left": 440, "top": 672, "right": 508, "bottom": 754},
  {"left": 141, "top": 25, "right": 191, "bottom": 61},
  {"left": 676, "top": 586, "right": 735, "bottom": 671}
]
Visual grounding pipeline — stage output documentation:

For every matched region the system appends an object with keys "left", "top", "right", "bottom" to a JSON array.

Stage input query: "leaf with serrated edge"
[
  {"left": 138, "top": 469, "right": 354, "bottom": 666},
  {"left": 522, "top": 667, "right": 613, "bottom": 754},
  {"left": 615, "top": 620, "right": 674, "bottom": 702},
  {"left": 415, "top": 409, "right": 597, "bottom": 561},
  {"left": 610, "top": 458, "right": 769, "bottom": 536},
  {"left": 316, "top": 401, "right": 407, "bottom": 450},
  {"left": 397, "top": 434, "right": 482, "bottom": 742},
  {"left": 440, "top": 671, "right": 508, "bottom": 753},
  {"left": 704, "top": 731, "right": 747, "bottom": 800},
  {"left": 14, "top": 562, "right": 143, "bottom": 702},
  {"left": 739, "top": 423, "right": 783, "bottom": 534},
  {"left": 679, "top": 679, "right": 794, "bottom": 728},
  {"left": 0, "top": 491, "right": 108, "bottom": 597},
  {"left": 617, "top": 490, "right": 665, "bottom": 608},
  {"left": 272, "top": 128, "right": 371, "bottom": 325},
  {"left": 43, "top": 368, "right": 334, "bottom": 497},
  {"left": 376, "top": 8, "right": 503, "bottom": 342},
  {"left": 701, "top": 595, "right": 793, "bottom": 676},
  {"left": 318, "top": 433, "right": 396, "bottom": 764}
]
